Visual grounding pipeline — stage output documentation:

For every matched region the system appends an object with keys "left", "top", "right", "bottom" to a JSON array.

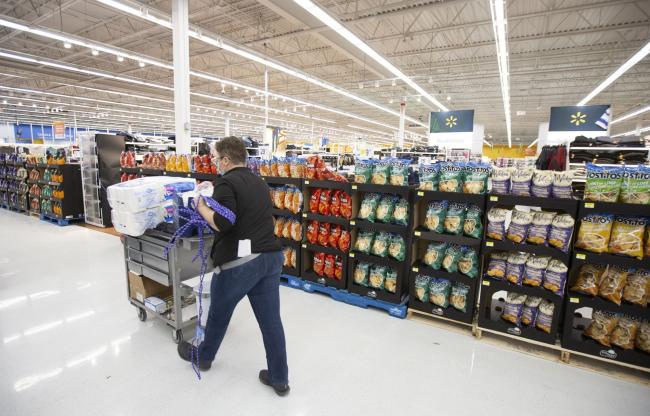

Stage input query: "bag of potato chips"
[
  {"left": 575, "top": 213, "right": 614, "bottom": 254},
  {"left": 608, "top": 216, "right": 646, "bottom": 259}
]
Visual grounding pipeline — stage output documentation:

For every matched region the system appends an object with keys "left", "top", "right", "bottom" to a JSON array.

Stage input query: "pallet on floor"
[
  {"left": 39, "top": 213, "right": 83, "bottom": 226},
  {"left": 282, "top": 274, "right": 407, "bottom": 318},
  {"left": 407, "top": 308, "right": 475, "bottom": 335}
]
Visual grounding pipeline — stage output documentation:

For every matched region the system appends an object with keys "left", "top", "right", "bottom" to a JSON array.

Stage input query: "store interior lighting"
[
  {"left": 577, "top": 40, "right": 650, "bottom": 106},
  {"left": 489, "top": 0, "right": 512, "bottom": 148},
  {"left": 610, "top": 104, "right": 650, "bottom": 125},
  {"left": 294, "top": 0, "right": 448, "bottom": 112}
]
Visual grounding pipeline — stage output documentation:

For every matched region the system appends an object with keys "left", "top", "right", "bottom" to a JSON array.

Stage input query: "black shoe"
[
  {"left": 259, "top": 369, "right": 290, "bottom": 396},
  {"left": 177, "top": 341, "right": 212, "bottom": 371}
]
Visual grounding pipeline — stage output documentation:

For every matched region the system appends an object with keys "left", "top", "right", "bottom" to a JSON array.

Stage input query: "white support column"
[
  {"left": 264, "top": 68, "right": 269, "bottom": 129},
  {"left": 172, "top": 0, "right": 191, "bottom": 154},
  {"left": 398, "top": 101, "right": 406, "bottom": 147},
  {"left": 225, "top": 117, "right": 231, "bottom": 136}
]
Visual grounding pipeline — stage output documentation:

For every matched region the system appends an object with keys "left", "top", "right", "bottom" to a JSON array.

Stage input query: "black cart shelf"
[{"left": 304, "top": 212, "right": 349, "bottom": 226}]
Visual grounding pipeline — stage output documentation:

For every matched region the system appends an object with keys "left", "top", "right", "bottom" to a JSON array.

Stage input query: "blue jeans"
[{"left": 198, "top": 251, "right": 288, "bottom": 385}]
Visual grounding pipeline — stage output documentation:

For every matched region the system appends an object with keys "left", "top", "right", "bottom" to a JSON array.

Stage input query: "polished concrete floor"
[{"left": 1, "top": 210, "right": 649, "bottom": 416}]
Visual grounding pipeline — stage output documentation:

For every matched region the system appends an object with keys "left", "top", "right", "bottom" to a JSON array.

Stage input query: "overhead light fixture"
[
  {"left": 577, "top": 40, "right": 650, "bottom": 106},
  {"left": 417, "top": 96, "right": 422, "bottom": 102},
  {"left": 295, "top": 0, "right": 448, "bottom": 111},
  {"left": 391, "top": 79, "right": 396, "bottom": 87},
  {"left": 483, "top": 139, "right": 493, "bottom": 147},
  {"left": 528, "top": 138, "right": 539, "bottom": 148},
  {"left": 612, "top": 125, "right": 650, "bottom": 137},
  {"left": 138, "top": 61, "right": 145, "bottom": 67},
  {"left": 63, "top": 42, "right": 72, "bottom": 49},
  {"left": 374, "top": 81, "right": 380, "bottom": 88},
  {"left": 389, "top": 99, "right": 394, "bottom": 104},
  {"left": 117, "top": 55, "right": 124, "bottom": 62},
  {"left": 446, "top": 95, "right": 451, "bottom": 101},
  {"left": 610, "top": 104, "right": 650, "bottom": 125},
  {"left": 91, "top": 49, "right": 99, "bottom": 56},
  {"left": 1, "top": 100, "right": 6, "bottom": 104},
  {"left": 489, "top": 0, "right": 512, "bottom": 148}
]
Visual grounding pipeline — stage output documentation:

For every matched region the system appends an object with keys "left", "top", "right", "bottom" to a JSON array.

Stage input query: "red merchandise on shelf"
[
  {"left": 329, "top": 224, "right": 341, "bottom": 248},
  {"left": 324, "top": 255, "right": 335, "bottom": 278},
  {"left": 309, "top": 189, "right": 321, "bottom": 213},
  {"left": 317, "top": 222, "right": 331, "bottom": 247},
  {"left": 306, "top": 220, "right": 318, "bottom": 244},
  {"left": 313, "top": 252, "right": 325, "bottom": 276},
  {"left": 339, "top": 191, "right": 352, "bottom": 219},
  {"left": 338, "top": 229, "right": 350, "bottom": 252},
  {"left": 305, "top": 155, "right": 347, "bottom": 182},
  {"left": 334, "top": 256, "right": 343, "bottom": 280},
  {"left": 330, "top": 190, "right": 341, "bottom": 217},
  {"left": 318, "top": 189, "right": 331, "bottom": 215}
]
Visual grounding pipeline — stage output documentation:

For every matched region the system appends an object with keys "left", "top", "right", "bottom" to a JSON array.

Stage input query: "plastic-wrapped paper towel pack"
[{"left": 108, "top": 176, "right": 197, "bottom": 236}]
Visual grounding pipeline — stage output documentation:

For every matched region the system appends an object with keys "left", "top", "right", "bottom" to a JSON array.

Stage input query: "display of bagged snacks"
[
  {"left": 330, "top": 190, "right": 341, "bottom": 217},
  {"left": 502, "top": 292, "right": 527, "bottom": 326},
  {"left": 486, "top": 207, "right": 509, "bottom": 240},
  {"left": 414, "top": 274, "right": 431, "bottom": 302},
  {"left": 535, "top": 300, "right": 555, "bottom": 333},
  {"left": 608, "top": 216, "right": 646, "bottom": 259},
  {"left": 438, "top": 162, "right": 464, "bottom": 193},
  {"left": 353, "top": 262, "right": 371, "bottom": 286},
  {"left": 506, "top": 208, "right": 534, "bottom": 243},
  {"left": 490, "top": 167, "right": 511, "bottom": 194},
  {"left": 506, "top": 252, "right": 529, "bottom": 285},
  {"left": 510, "top": 169, "right": 533, "bottom": 196},
  {"left": 442, "top": 244, "right": 463, "bottom": 273},
  {"left": 486, "top": 251, "right": 508, "bottom": 279},
  {"left": 392, "top": 198, "right": 409, "bottom": 226},
  {"left": 428, "top": 278, "right": 451, "bottom": 308},
  {"left": 462, "top": 162, "right": 490, "bottom": 194},
  {"left": 354, "top": 159, "right": 373, "bottom": 183},
  {"left": 619, "top": 165, "right": 650, "bottom": 204},
  {"left": 575, "top": 213, "right": 613, "bottom": 254},
  {"left": 368, "top": 264, "right": 387, "bottom": 289},
  {"left": 526, "top": 211, "right": 556, "bottom": 245},
  {"left": 584, "top": 164, "right": 624, "bottom": 202},
  {"left": 623, "top": 269, "right": 650, "bottom": 307},
  {"left": 457, "top": 247, "right": 479, "bottom": 278},
  {"left": 542, "top": 259, "right": 568, "bottom": 296},
  {"left": 570, "top": 264, "right": 605, "bottom": 296},
  {"left": 309, "top": 189, "right": 321, "bottom": 213},
  {"left": 521, "top": 296, "right": 542, "bottom": 326},
  {"left": 319, "top": 189, "right": 332, "bottom": 215},
  {"left": 598, "top": 266, "right": 628, "bottom": 305},
  {"left": 548, "top": 214, "right": 575, "bottom": 253},
  {"left": 463, "top": 205, "right": 483, "bottom": 239},
  {"left": 376, "top": 195, "right": 396, "bottom": 223},
  {"left": 636, "top": 321, "right": 650, "bottom": 353},
  {"left": 450, "top": 282, "right": 470, "bottom": 312},
  {"left": 418, "top": 164, "right": 439, "bottom": 190},
  {"left": 584, "top": 310, "right": 619, "bottom": 347},
  {"left": 424, "top": 200, "right": 448, "bottom": 233},
  {"left": 389, "top": 159, "right": 409, "bottom": 186},
  {"left": 371, "top": 160, "right": 391, "bottom": 185},
  {"left": 610, "top": 316, "right": 640, "bottom": 350},
  {"left": 354, "top": 230, "right": 375, "bottom": 254},
  {"left": 444, "top": 202, "right": 467, "bottom": 235},
  {"left": 530, "top": 170, "right": 554, "bottom": 198},
  {"left": 423, "top": 241, "right": 448, "bottom": 270},
  {"left": 385, "top": 268, "right": 398, "bottom": 293},
  {"left": 358, "top": 193, "right": 381, "bottom": 222},
  {"left": 388, "top": 234, "right": 406, "bottom": 261},
  {"left": 370, "top": 231, "right": 390, "bottom": 257},
  {"left": 552, "top": 171, "right": 574, "bottom": 199},
  {"left": 522, "top": 255, "right": 550, "bottom": 287}
]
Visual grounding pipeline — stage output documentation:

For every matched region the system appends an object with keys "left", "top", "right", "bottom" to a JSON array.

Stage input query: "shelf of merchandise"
[
  {"left": 37, "top": 164, "right": 84, "bottom": 221},
  {"left": 485, "top": 194, "right": 579, "bottom": 212},
  {"left": 279, "top": 238, "right": 301, "bottom": 277},
  {"left": 303, "top": 179, "right": 351, "bottom": 192},
  {"left": 561, "top": 200, "right": 650, "bottom": 370},
  {"left": 413, "top": 227, "right": 482, "bottom": 247},
  {"left": 304, "top": 211, "right": 350, "bottom": 226},
  {"left": 482, "top": 238, "right": 573, "bottom": 264},
  {"left": 119, "top": 167, "right": 218, "bottom": 182},
  {"left": 414, "top": 189, "right": 486, "bottom": 205},
  {"left": 0, "top": 159, "right": 28, "bottom": 213},
  {"left": 346, "top": 182, "right": 414, "bottom": 305},
  {"left": 271, "top": 208, "right": 302, "bottom": 219},
  {"left": 407, "top": 261, "right": 478, "bottom": 324},
  {"left": 301, "top": 242, "right": 348, "bottom": 290},
  {"left": 261, "top": 176, "right": 303, "bottom": 186}
]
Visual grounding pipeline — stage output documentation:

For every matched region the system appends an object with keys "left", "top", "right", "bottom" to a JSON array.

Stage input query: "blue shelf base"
[
  {"left": 280, "top": 274, "right": 407, "bottom": 319},
  {"left": 39, "top": 213, "right": 83, "bottom": 226}
]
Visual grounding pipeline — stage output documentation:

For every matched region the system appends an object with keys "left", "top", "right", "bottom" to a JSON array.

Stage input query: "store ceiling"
[{"left": 0, "top": 0, "right": 648, "bottom": 145}]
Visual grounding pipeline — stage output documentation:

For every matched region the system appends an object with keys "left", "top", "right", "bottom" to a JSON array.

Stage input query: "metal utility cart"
[{"left": 122, "top": 229, "right": 213, "bottom": 343}]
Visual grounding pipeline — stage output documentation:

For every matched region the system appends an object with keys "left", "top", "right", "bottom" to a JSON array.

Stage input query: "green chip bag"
[
  {"left": 376, "top": 195, "right": 397, "bottom": 223},
  {"left": 392, "top": 197, "right": 409, "bottom": 226},
  {"left": 371, "top": 160, "right": 391, "bottom": 185},
  {"left": 584, "top": 163, "right": 624, "bottom": 202},
  {"left": 442, "top": 244, "right": 463, "bottom": 273},
  {"left": 418, "top": 164, "right": 440, "bottom": 190},
  {"left": 424, "top": 200, "right": 448, "bottom": 233},
  {"left": 358, "top": 193, "right": 381, "bottom": 222},
  {"left": 353, "top": 262, "right": 371, "bottom": 286},
  {"left": 354, "top": 159, "right": 373, "bottom": 184},
  {"left": 450, "top": 283, "right": 470, "bottom": 312},
  {"left": 462, "top": 162, "right": 490, "bottom": 194},
  {"left": 368, "top": 264, "right": 387, "bottom": 289},
  {"left": 620, "top": 165, "right": 650, "bottom": 204},
  {"left": 389, "top": 159, "right": 409, "bottom": 186},
  {"left": 444, "top": 202, "right": 467, "bottom": 235},
  {"left": 457, "top": 247, "right": 479, "bottom": 278},
  {"left": 414, "top": 274, "right": 431, "bottom": 302},
  {"left": 385, "top": 268, "right": 398, "bottom": 293},
  {"left": 371, "top": 231, "right": 390, "bottom": 257},
  {"left": 354, "top": 230, "right": 375, "bottom": 254},
  {"left": 438, "top": 162, "right": 464, "bottom": 193},
  {"left": 388, "top": 233, "right": 406, "bottom": 261},
  {"left": 463, "top": 204, "right": 483, "bottom": 239},
  {"left": 423, "top": 241, "right": 448, "bottom": 270},
  {"left": 428, "top": 278, "right": 451, "bottom": 307}
]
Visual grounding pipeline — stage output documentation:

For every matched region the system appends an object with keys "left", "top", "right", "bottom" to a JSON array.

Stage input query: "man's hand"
[{"left": 196, "top": 196, "right": 220, "bottom": 231}]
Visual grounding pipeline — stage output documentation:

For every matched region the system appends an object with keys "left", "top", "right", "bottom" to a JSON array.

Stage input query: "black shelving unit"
[
  {"left": 347, "top": 183, "right": 414, "bottom": 304},
  {"left": 40, "top": 164, "right": 84, "bottom": 221},
  {"left": 477, "top": 193, "right": 579, "bottom": 345},
  {"left": 120, "top": 166, "right": 218, "bottom": 182},
  {"left": 305, "top": 212, "right": 349, "bottom": 226},
  {"left": 279, "top": 237, "right": 301, "bottom": 277},
  {"left": 561, "top": 200, "right": 650, "bottom": 369},
  {"left": 261, "top": 176, "right": 303, "bottom": 187},
  {"left": 301, "top": 242, "right": 348, "bottom": 290}
]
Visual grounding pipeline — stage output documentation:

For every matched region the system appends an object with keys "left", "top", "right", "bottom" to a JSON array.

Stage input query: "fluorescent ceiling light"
[
  {"left": 610, "top": 104, "right": 650, "bottom": 125},
  {"left": 577, "top": 40, "right": 650, "bottom": 106},
  {"left": 489, "top": 0, "right": 512, "bottom": 148},
  {"left": 527, "top": 138, "right": 539, "bottom": 148},
  {"left": 612, "top": 125, "right": 650, "bottom": 137},
  {"left": 294, "top": 0, "right": 448, "bottom": 112}
]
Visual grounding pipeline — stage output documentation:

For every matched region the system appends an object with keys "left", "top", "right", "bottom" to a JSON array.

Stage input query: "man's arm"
[
  {"left": 196, "top": 197, "right": 220, "bottom": 231},
  {"left": 196, "top": 182, "right": 237, "bottom": 232}
]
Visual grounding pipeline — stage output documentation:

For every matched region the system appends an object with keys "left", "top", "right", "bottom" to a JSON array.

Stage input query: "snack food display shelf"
[
  {"left": 122, "top": 230, "right": 214, "bottom": 343},
  {"left": 414, "top": 190, "right": 486, "bottom": 205},
  {"left": 482, "top": 238, "right": 572, "bottom": 264},
  {"left": 38, "top": 180, "right": 62, "bottom": 186},
  {"left": 565, "top": 291, "right": 650, "bottom": 320},
  {"left": 351, "top": 183, "right": 413, "bottom": 197},
  {"left": 481, "top": 275, "right": 564, "bottom": 303},
  {"left": 271, "top": 208, "right": 301, "bottom": 219},
  {"left": 349, "top": 251, "right": 402, "bottom": 269},
  {"left": 261, "top": 176, "right": 303, "bottom": 186},
  {"left": 351, "top": 218, "right": 409, "bottom": 235},
  {"left": 576, "top": 200, "right": 650, "bottom": 218},
  {"left": 571, "top": 250, "right": 650, "bottom": 269},
  {"left": 561, "top": 301, "right": 650, "bottom": 370},
  {"left": 411, "top": 261, "right": 477, "bottom": 287},
  {"left": 301, "top": 242, "right": 344, "bottom": 257},
  {"left": 303, "top": 179, "right": 351, "bottom": 192},
  {"left": 300, "top": 243, "right": 347, "bottom": 290},
  {"left": 304, "top": 212, "right": 349, "bottom": 226},
  {"left": 486, "top": 194, "right": 578, "bottom": 212},
  {"left": 477, "top": 280, "right": 562, "bottom": 345},
  {"left": 413, "top": 227, "right": 482, "bottom": 247}
]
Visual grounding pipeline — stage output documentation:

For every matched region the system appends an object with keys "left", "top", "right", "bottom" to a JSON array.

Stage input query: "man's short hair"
[{"left": 215, "top": 136, "right": 247, "bottom": 164}]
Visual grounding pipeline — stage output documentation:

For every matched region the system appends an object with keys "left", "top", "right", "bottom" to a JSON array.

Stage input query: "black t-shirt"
[{"left": 209, "top": 167, "right": 281, "bottom": 266}]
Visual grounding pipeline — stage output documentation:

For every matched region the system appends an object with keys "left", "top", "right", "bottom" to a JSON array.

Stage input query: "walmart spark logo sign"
[
  {"left": 430, "top": 110, "right": 474, "bottom": 133},
  {"left": 549, "top": 105, "right": 610, "bottom": 131}
]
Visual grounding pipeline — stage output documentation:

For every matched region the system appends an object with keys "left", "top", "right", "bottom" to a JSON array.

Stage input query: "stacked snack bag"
[{"left": 416, "top": 161, "right": 490, "bottom": 194}]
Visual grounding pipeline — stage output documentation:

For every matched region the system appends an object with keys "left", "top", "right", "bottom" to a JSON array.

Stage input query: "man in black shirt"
[{"left": 177, "top": 137, "right": 289, "bottom": 396}]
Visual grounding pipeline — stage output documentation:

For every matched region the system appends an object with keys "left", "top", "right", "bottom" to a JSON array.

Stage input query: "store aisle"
[{"left": 0, "top": 211, "right": 648, "bottom": 416}]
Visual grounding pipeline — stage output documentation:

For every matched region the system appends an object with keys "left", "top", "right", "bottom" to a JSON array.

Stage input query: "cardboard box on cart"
[{"left": 128, "top": 272, "right": 171, "bottom": 303}]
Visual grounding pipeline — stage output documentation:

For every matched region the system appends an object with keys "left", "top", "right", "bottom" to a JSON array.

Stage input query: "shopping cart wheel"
[
  {"left": 172, "top": 329, "right": 183, "bottom": 344},
  {"left": 138, "top": 307, "right": 147, "bottom": 322}
]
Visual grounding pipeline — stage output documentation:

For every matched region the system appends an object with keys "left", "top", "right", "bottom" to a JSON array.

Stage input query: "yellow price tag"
[
  {"left": 490, "top": 196, "right": 498, "bottom": 202},
  {"left": 349, "top": 253, "right": 355, "bottom": 258},
  {"left": 584, "top": 202, "right": 595, "bottom": 209},
  {"left": 352, "top": 185, "right": 358, "bottom": 190},
  {"left": 486, "top": 241, "right": 494, "bottom": 247},
  {"left": 414, "top": 231, "right": 421, "bottom": 236},
  {"left": 417, "top": 191, "right": 424, "bottom": 196},
  {"left": 302, "top": 213, "right": 307, "bottom": 218},
  {"left": 482, "top": 280, "right": 490, "bottom": 286},
  {"left": 350, "top": 220, "right": 356, "bottom": 225},
  {"left": 412, "top": 267, "right": 419, "bottom": 272},
  {"left": 304, "top": 180, "right": 310, "bottom": 184},
  {"left": 301, "top": 244, "right": 306, "bottom": 248},
  {"left": 576, "top": 253, "right": 586, "bottom": 260},
  {"left": 570, "top": 297, "right": 580, "bottom": 304},
  {"left": 187, "top": 173, "right": 191, "bottom": 177}
]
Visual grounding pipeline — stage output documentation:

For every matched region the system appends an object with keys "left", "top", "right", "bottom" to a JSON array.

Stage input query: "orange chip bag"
[
  {"left": 306, "top": 220, "right": 319, "bottom": 244},
  {"left": 330, "top": 190, "right": 341, "bottom": 217},
  {"left": 313, "top": 252, "right": 325, "bottom": 276},
  {"left": 318, "top": 222, "right": 331, "bottom": 247},
  {"left": 324, "top": 254, "right": 336, "bottom": 278}
]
